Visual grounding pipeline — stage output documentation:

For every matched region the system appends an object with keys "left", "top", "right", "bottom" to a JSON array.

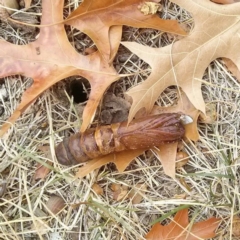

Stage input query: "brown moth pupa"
[{"left": 55, "top": 113, "right": 191, "bottom": 166}]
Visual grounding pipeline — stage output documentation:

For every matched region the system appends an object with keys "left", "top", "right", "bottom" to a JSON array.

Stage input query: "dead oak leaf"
[
  {"left": 152, "top": 142, "right": 178, "bottom": 179},
  {"left": 146, "top": 208, "right": 220, "bottom": 240},
  {"left": 139, "top": 2, "right": 161, "bottom": 15},
  {"left": 0, "top": 0, "right": 118, "bottom": 137},
  {"left": 75, "top": 149, "right": 144, "bottom": 178},
  {"left": 65, "top": 0, "right": 187, "bottom": 62},
  {"left": 122, "top": 0, "right": 240, "bottom": 123}
]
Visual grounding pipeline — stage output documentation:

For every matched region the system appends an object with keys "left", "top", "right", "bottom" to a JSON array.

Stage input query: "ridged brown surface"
[{"left": 55, "top": 113, "right": 185, "bottom": 165}]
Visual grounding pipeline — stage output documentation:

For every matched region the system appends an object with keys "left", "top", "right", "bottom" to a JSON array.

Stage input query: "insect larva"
[{"left": 55, "top": 113, "right": 189, "bottom": 166}]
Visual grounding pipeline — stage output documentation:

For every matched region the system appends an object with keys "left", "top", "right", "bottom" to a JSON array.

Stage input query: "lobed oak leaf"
[
  {"left": 65, "top": 0, "right": 187, "bottom": 62},
  {"left": 75, "top": 149, "right": 144, "bottom": 178},
  {"left": 0, "top": 0, "right": 119, "bottom": 137},
  {"left": 146, "top": 208, "right": 220, "bottom": 240},
  {"left": 153, "top": 142, "right": 178, "bottom": 179},
  {"left": 122, "top": 0, "right": 240, "bottom": 124}
]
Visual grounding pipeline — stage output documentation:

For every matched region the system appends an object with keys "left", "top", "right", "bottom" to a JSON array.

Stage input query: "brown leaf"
[
  {"left": 92, "top": 183, "right": 104, "bottom": 196},
  {"left": 199, "top": 102, "right": 217, "bottom": 124},
  {"left": 33, "top": 146, "right": 53, "bottom": 181},
  {"left": 111, "top": 183, "right": 129, "bottom": 201},
  {"left": 153, "top": 142, "right": 178, "bottom": 179},
  {"left": 122, "top": 0, "right": 240, "bottom": 128},
  {"left": 0, "top": 0, "right": 118, "bottom": 137},
  {"left": 146, "top": 208, "right": 220, "bottom": 240},
  {"left": 139, "top": 2, "right": 161, "bottom": 15},
  {"left": 33, "top": 162, "right": 52, "bottom": 181},
  {"left": 75, "top": 149, "right": 144, "bottom": 178},
  {"left": 0, "top": 0, "right": 186, "bottom": 137},
  {"left": 110, "top": 183, "right": 147, "bottom": 203},
  {"left": 65, "top": 0, "right": 186, "bottom": 62}
]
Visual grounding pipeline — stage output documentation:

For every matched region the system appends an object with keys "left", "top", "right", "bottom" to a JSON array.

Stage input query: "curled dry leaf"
[
  {"left": 138, "top": 2, "right": 162, "bottom": 15},
  {"left": 110, "top": 183, "right": 146, "bottom": 203},
  {"left": 45, "top": 195, "right": 65, "bottom": 215},
  {"left": 199, "top": 103, "right": 217, "bottom": 124},
  {"left": 33, "top": 162, "right": 52, "bottom": 181},
  {"left": 146, "top": 208, "right": 220, "bottom": 240},
  {"left": 92, "top": 183, "right": 103, "bottom": 196},
  {"left": 111, "top": 183, "right": 129, "bottom": 201}
]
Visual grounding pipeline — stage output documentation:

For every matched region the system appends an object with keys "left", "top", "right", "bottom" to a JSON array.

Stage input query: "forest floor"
[{"left": 0, "top": 0, "right": 240, "bottom": 239}]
